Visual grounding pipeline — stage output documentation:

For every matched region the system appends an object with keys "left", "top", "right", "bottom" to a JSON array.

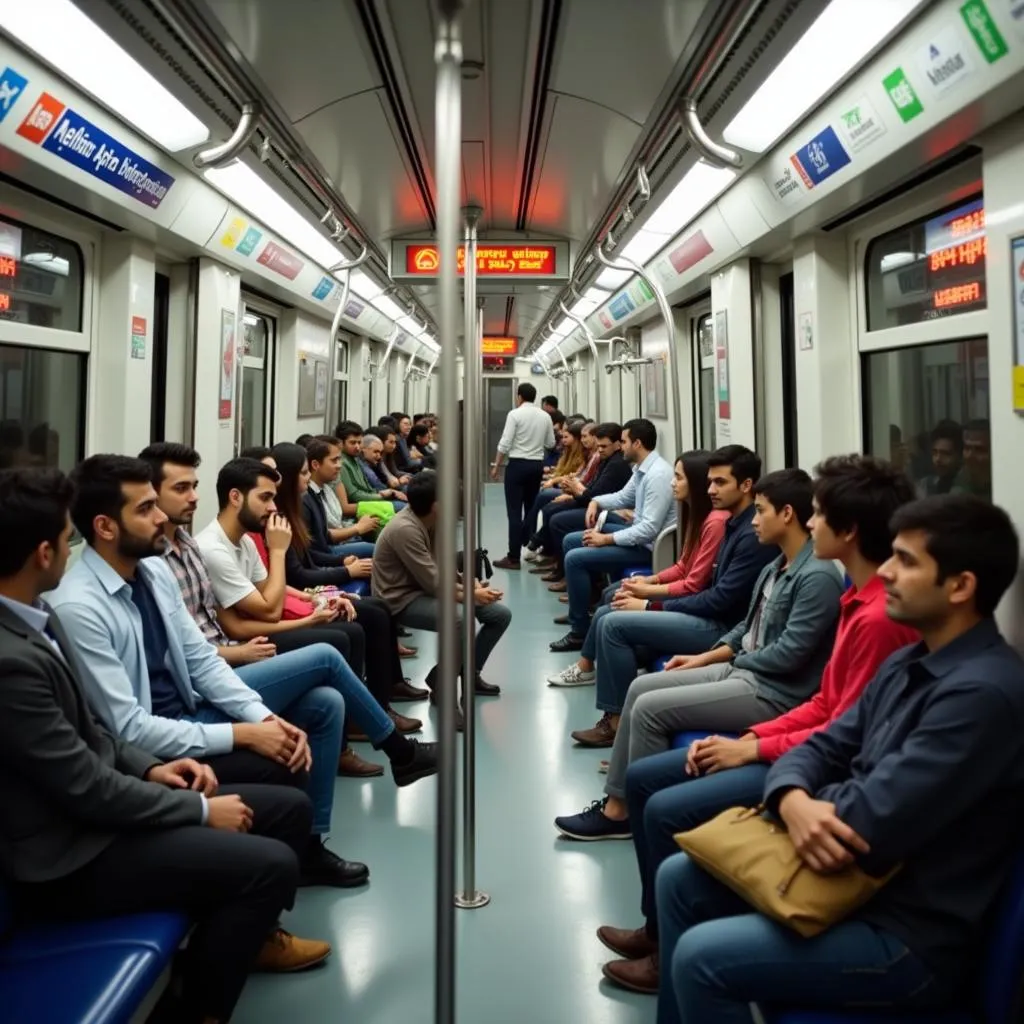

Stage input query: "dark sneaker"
[
  {"left": 554, "top": 798, "right": 631, "bottom": 841},
  {"left": 392, "top": 679, "right": 430, "bottom": 702},
  {"left": 300, "top": 838, "right": 370, "bottom": 888},
  {"left": 571, "top": 713, "right": 615, "bottom": 748},
  {"left": 472, "top": 675, "right": 501, "bottom": 696},
  {"left": 392, "top": 739, "right": 440, "bottom": 787},
  {"left": 550, "top": 632, "right": 585, "bottom": 653}
]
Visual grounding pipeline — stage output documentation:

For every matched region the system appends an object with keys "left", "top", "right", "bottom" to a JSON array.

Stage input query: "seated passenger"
[
  {"left": 953, "top": 417, "right": 991, "bottom": 500},
  {"left": 335, "top": 423, "right": 397, "bottom": 511},
  {"left": 0, "top": 467, "right": 331, "bottom": 1021},
  {"left": 407, "top": 423, "right": 436, "bottom": 469},
  {"left": 359, "top": 432, "right": 408, "bottom": 507},
  {"left": 554, "top": 468, "right": 843, "bottom": 840},
  {"left": 46, "top": 455, "right": 368, "bottom": 889},
  {"left": 550, "top": 419, "right": 677, "bottom": 652},
  {"left": 305, "top": 435, "right": 378, "bottom": 557},
  {"left": 372, "top": 471, "right": 511, "bottom": 718},
  {"left": 372, "top": 423, "right": 412, "bottom": 487},
  {"left": 522, "top": 419, "right": 587, "bottom": 560},
  {"left": 547, "top": 451, "right": 727, "bottom": 698},
  {"left": 656, "top": 493, "right": 1024, "bottom": 1024},
  {"left": 595, "top": 454, "right": 918, "bottom": 994},
  {"left": 536, "top": 422, "right": 633, "bottom": 581},
  {"left": 390, "top": 411, "right": 424, "bottom": 474}
]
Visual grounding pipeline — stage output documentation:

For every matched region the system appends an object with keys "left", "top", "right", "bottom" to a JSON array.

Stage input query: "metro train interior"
[{"left": 3, "top": 0, "right": 1024, "bottom": 1022}]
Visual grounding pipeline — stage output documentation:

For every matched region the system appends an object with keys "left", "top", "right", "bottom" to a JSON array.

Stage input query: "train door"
[
  {"left": 332, "top": 330, "right": 351, "bottom": 430},
  {"left": 484, "top": 376, "right": 515, "bottom": 479},
  {"left": 149, "top": 271, "right": 169, "bottom": 443},
  {"left": 240, "top": 298, "right": 278, "bottom": 450},
  {"left": 778, "top": 272, "right": 799, "bottom": 467},
  {"left": 690, "top": 309, "right": 715, "bottom": 450}
]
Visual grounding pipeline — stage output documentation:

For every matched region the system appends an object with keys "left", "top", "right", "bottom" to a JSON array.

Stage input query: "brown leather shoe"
[
  {"left": 548, "top": 580, "right": 568, "bottom": 592},
  {"left": 541, "top": 571, "right": 563, "bottom": 582},
  {"left": 398, "top": 644, "right": 419, "bottom": 658},
  {"left": 389, "top": 707, "right": 422, "bottom": 733},
  {"left": 602, "top": 953, "right": 658, "bottom": 994},
  {"left": 529, "top": 561, "right": 556, "bottom": 574},
  {"left": 597, "top": 924, "right": 657, "bottom": 960},
  {"left": 392, "top": 679, "right": 429, "bottom": 702},
  {"left": 338, "top": 747, "right": 385, "bottom": 777},
  {"left": 571, "top": 714, "right": 616, "bottom": 748},
  {"left": 493, "top": 556, "right": 520, "bottom": 570},
  {"left": 255, "top": 928, "right": 331, "bottom": 973}
]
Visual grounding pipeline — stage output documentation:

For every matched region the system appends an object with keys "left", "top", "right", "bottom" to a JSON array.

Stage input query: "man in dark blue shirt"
[{"left": 654, "top": 494, "right": 1024, "bottom": 1024}]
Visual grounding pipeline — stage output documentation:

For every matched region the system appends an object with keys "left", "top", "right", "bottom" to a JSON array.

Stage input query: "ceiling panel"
[
  {"left": 551, "top": 0, "right": 707, "bottom": 125},
  {"left": 528, "top": 93, "right": 641, "bottom": 238},
  {"left": 202, "top": 0, "right": 380, "bottom": 121},
  {"left": 298, "top": 92, "right": 429, "bottom": 239}
]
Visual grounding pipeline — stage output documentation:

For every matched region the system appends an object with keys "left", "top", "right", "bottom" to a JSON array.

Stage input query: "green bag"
[{"left": 356, "top": 500, "right": 396, "bottom": 536}]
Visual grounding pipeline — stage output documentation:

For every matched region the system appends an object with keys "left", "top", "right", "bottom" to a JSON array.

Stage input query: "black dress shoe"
[
  {"left": 299, "top": 838, "right": 369, "bottom": 888},
  {"left": 392, "top": 740, "right": 440, "bottom": 787},
  {"left": 550, "top": 632, "right": 585, "bottom": 653},
  {"left": 392, "top": 679, "right": 430, "bottom": 702},
  {"left": 473, "top": 676, "right": 501, "bottom": 696},
  {"left": 553, "top": 614, "right": 569, "bottom": 625}
]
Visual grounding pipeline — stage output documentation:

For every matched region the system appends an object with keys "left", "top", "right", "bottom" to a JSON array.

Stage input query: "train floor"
[{"left": 233, "top": 484, "right": 655, "bottom": 1023}]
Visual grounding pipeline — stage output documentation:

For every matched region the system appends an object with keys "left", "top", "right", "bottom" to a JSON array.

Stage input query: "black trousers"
[
  {"left": 202, "top": 747, "right": 310, "bottom": 796},
  {"left": 15, "top": 784, "right": 311, "bottom": 1023},
  {"left": 503, "top": 458, "right": 544, "bottom": 559}
]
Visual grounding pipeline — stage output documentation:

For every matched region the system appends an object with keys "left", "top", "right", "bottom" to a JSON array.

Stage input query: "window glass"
[
  {"left": 0, "top": 215, "right": 84, "bottom": 330},
  {"left": 863, "top": 338, "right": 990, "bottom": 502},
  {"left": 333, "top": 380, "right": 347, "bottom": 423},
  {"left": 694, "top": 314, "right": 716, "bottom": 449},
  {"left": 0, "top": 345, "right": 85, "bottom": 470},
  {"left": 242, "top": 312, "right": 268, "bottom": 358},
  {"left": 336, "top": 335, "right": 350, "bottom": 374},
  {"left": 865, "top": 195, "right": 986, "bottom": 331}
]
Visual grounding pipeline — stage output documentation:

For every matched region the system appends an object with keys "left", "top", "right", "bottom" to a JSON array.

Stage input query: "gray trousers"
[
  {"left": 397, "top": 594, "right": 512, "bottom": 673},
  {"left": 603, "top": 663, "right": 780, "bottom": 799}
]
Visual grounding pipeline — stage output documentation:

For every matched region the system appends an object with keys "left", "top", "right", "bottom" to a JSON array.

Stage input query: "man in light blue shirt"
[
  {"left": 48, "top": 454, "right": 368, "bottom": 889},
  {"left": 551, "top": 419, "right": 676, "bottom": 652}
]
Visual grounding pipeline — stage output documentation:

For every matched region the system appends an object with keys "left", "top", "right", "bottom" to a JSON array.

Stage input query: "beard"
[
  {"left": 118, "top": 529, "right": 164, "bottom": 559},
  {"left": 238, "top": 503, "right": 268, "bottom": 533}
]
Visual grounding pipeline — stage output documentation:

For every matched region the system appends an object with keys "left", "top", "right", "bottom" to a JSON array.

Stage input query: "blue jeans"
[
  {"left": 580, "top": 584, "right": 620, "bottom": 663},
  {"left": 330, "top": 540, "right": 375, "bottom": 559},
  {"left": 594, "top": 611, "right": 724, "bottom": 712},
  {"left": 536, "top": 495, "right": 576, "bottom": 551},
  {"left": 526, "top": 487, "right": 563, "bottom": 544},
  {"left": 625, "top": 748, "right": 769, "bottom": 936},
  {"left": 656, "top": 853, "right": 944, "bottom": 1024},
  {"left": 563, "top": 525, "right": 649, "bottom": 635}
]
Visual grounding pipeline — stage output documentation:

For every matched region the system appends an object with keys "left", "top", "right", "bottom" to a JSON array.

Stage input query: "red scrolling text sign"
[{"left": 406, "top": 244, "right": 556, "bottom": 276}]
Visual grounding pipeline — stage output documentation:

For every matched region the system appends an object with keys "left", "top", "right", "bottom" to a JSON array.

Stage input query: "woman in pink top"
[{"left": 547, "top": 451, "right": 727, "bottom": 688}]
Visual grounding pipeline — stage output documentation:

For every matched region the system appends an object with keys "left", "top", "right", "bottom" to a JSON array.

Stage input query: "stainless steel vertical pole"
[
  {"left": 456, "top": 208, "right": 489, "bottom": 910},
  {"left": 433, "top": 4, "right": 462, "bottom": 1022}
]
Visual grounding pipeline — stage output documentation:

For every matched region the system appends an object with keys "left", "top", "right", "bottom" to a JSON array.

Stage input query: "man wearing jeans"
[
  {"left": 490, "top": 382, "right": 555, "bottom": 570},
  {"left": 373, "top": 471, "right": 511, "bottom": 715},
  {"left": 656, "top": 495, "right": 1024, "bottom": 1024},
  {"left": 550, "top": 419, "right": 676, "bottom": 653}
]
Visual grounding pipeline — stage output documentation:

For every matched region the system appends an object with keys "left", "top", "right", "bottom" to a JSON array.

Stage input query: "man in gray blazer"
[{"left": 0, "top": 467, "right": 330, "bottom": 1023}]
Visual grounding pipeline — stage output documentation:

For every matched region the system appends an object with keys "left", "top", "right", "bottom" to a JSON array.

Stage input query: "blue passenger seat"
[
  {"left": 0, "top": 878, "right": 188, "bottom": 1024},
  {"left": 763, "top": 845, "right": 1024, "bottom": 1022}
]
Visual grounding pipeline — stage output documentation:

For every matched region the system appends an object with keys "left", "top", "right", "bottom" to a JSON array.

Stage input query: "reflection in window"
[
  {"left": 864, "top": 338, "right": 990, "bottom": 502},
  {"left": 0, "top": 345, "right": 84, "bottom": 470},
  {"left": 0, "top": 214, "right": 84, "bottom": 330}
]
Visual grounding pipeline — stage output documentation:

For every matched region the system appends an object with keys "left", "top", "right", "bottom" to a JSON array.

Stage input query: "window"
[
  {"left": 0, "top": 214, "right": 84, "bottom": 330},
  {"left": 240, "top": 308, "right": 275, "bottom": 450},
  {"left": 863, "top": 338, "right": 990, "bottom": 502},
  {"left": 0, "top": 345, "right": 85, "bottom": 470},
  {"left": 693, "top": 314, "right": 716, "bottom": 450},
  {"left": 865, "top": 195, "right": 986, "bottom": 331}
]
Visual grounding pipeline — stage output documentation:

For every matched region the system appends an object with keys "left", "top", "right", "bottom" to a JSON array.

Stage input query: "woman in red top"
[{"left": 547, "top": 451, "right": 727, "bottom": 689}]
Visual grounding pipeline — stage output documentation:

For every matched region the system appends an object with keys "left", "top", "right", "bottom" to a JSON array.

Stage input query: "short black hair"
[
  {"left": 367, "top": 425, "right": 394, "bottom": 444},
  {"left": 592, "top": 422, "right": 622, "bottom": 443},
  {"left": 930, "top": 419, "right": 963, "bottom": 453},
  {"left": 215, "top": 458, "right": 281, "bottom": 510},
  {"left": 0, "top": 467, "right": 75, "bottom": 577},
  {"left": 964, "top": 417, "right": 990, "bottom": 436},
  {"left": 708, "top": 444, "right": 761, "bottom": 487},
  {"left": 70, "top": 455, "right": 154, "bottom": 545},
  {"left": 389, "top": 411, "right": 409, "bottom": 423},
  {"left": 306, "top": 435, "right": 340, "bottom": 465},
  {"left": 406, "top": 470, "right": 437, "bottom": 516},
  {"left": 550, "top": 410, "right": 567, "bottom": 429},
  {"left": 337, "top": 422, "right": 363, "bottom": 443},
  {"left": 890, "top": 495, "right": 1018, "bottom": 617},
  {"left": 295, "top": 433, "right": 314, "bottom": 447},
  {"left": 240, "top": 445, "right": 273, "bottom": 462},
  {"left": 378, "top": 415, "right": 398, "bottom": 430},
  {"left": 518, "top": 383, "right": 538, "bottom": 403},
  {"left": 137, "top": 442, "right": 201, "bottom": 485},
  {"left": 754, "top": 468, "right": 813, "bottom": 531},
  {"left": 333, "top": 420, "right": 361, "bottom": 438},
  {"left": 542, "top": 394, "right": 558, "bottom": 408},
  {"left": 409, "top": 423, "right": 430, "bottom": 445},
  {"left": 622, "top": 418, "right": 657, "bottom": 452},
  {"left": 814, "top": 454, "right": 916, "bottom": 564}
]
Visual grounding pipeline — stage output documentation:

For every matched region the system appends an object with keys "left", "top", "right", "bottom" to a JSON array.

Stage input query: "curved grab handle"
[
  {"left": 681, "top": 98, "right": 742, "bottom": 169},
  {"left": 194, "top": 102, "right": 262, "bottom": 169}
]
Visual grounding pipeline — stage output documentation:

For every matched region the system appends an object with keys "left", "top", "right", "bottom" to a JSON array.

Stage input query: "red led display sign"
[
  {"left": 482, "top": 336, "right": 518, "bottom": 355},
  {"left": 924, "top": 198, "right": 986, "bottom": 316},
  {"left": 0, "top": 294, "right": 10, "bottom": 311},
  {"left": 0, "top": 256, "right": 16, "bottom": 277},
  {"left": 405, "top": 244, "right": 556, "bottom": 276}
]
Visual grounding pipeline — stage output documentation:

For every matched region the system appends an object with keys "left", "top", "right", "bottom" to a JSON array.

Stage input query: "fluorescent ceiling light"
[
  {"left": 643, "top": 162, "right": 736, "bottom": 237},
  {"left": 595, "top": 267, "right": 632, "bottom": 290},
  {"left": 204, "top": 162, "right": 342, "bottom": 269},
  {"left": 569, "top": 295, "right": 599, "bottom": 317},
  {"left": 348, "top": 269, "right": 383, "bottom": 301},
  {"left": 6, "top": 0, "right": 210, "bottom": 152},
  {"left": 371, "top": 295, "right": 407, "bottom": 321},
  {"left": 622, "top": 229, "right": 669, "bottom": 267},
  {"left": 22, "top": 252, "right": 69, "bottom": 277},
  {"left": 584, "top": 286, "right": 609, "bottom": 300},
  {"left": 722, "top": 0, "right": 923, "bottom": 153},
  {"left": 880, "top": 251, "right": 923, "bottom": 272},
  {"left": 549, "top": 316, "right": 574, "bottom": 337},
  {"left": 398, "top": 315, "right": 425, "bottom": 336}
]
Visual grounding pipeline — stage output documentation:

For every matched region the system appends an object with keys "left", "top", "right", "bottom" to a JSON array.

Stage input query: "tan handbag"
[{"left": 674, "top": 806, "right": 899, "bottom": 938}]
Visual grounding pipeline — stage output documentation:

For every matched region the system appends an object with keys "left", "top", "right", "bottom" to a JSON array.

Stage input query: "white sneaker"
[
  {"left": 547, "top": 664, "right": 596, "bottom": 687},
  {"left": 524, "top": 549, "right": 542, "bottom": 563}
]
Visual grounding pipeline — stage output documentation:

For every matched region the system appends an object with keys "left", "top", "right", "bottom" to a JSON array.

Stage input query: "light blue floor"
[{"left": 234, "top": 485, "right": 656, "bottom": 1023}]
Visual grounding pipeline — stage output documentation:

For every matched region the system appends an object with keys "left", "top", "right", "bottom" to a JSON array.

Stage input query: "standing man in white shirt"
[{"left": 490, "top": 382, "right": 556, "bottom": 570}]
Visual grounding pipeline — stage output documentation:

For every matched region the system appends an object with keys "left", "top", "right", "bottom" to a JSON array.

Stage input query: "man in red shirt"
[{"left": 593, "top": 454, "right": 918, "bottom": 996}]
